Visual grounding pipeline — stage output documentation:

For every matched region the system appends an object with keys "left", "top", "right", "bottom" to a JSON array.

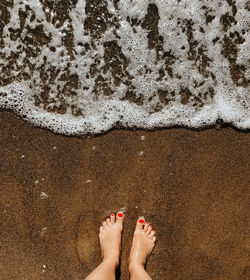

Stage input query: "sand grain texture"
[{"left": 0, "top": 111, "right": 249, "bottom": 280}]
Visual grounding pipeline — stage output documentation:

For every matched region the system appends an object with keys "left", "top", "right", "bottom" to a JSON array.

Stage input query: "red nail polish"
[
  {"left": 111, "top": 214, "right": 115, "bottom": 217},
  {"left": 139, "top": 219, "right": 144, "bottom": 223},
  {"left": 117, "top": 212, "right": 123, "bottom": 217},
  {"left": 146, "top": 222, "right": 149, "bottom": 225}
]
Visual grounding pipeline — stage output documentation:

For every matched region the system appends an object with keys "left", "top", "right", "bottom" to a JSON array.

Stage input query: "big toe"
[
  {"left": 136, "top": 216, "right": 145, "bottom": 230},
  {"left": 116, "top": 211, "right": 124, "bottom": 226}
]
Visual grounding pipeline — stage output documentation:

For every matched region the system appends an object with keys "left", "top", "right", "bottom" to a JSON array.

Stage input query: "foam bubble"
[
  {"left": 40, "top": 192, "right": 48, "bottom": 199},
  {"left": 0, "top": 0, "right": 249, "bottom": 135}
]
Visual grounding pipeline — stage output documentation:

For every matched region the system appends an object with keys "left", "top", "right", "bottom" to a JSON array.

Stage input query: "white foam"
[{"left": 0, "top": 0, "right": 249, "bottom": 135}]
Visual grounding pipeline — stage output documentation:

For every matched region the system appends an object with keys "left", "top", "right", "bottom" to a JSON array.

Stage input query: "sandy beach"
[
  {"left": 0, "top": 2, "right": 249, "bottom": 278},
  {"left": 0, "top": 110, "right": 249, "bottom": 279}
]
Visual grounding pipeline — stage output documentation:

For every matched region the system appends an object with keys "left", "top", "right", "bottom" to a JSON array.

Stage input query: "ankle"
[
  {"left": 103, "top": 257, "right": 119, "bottom": 269},
  {"left": 129, "top": 262, "right": 145, "bottom": 273}
]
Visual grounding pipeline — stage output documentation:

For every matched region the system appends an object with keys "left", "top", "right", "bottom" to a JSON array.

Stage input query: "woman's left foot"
[{"left": 99, "top": 211, "right": 124, "bottom": 267}]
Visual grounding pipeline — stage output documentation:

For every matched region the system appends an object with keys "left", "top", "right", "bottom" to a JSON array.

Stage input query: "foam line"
[{"left": 0, "top": 0, "right": 249, "bottom": 135}]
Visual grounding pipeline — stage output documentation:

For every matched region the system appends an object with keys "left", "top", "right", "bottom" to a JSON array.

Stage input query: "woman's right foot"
[{"left": 129, "top": 217, "right": 156, "bottom": 269}]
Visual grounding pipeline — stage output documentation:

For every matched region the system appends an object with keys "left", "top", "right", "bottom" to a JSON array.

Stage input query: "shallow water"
[{"left": 0, "top": 0, "right": 249, "bottom": 135}]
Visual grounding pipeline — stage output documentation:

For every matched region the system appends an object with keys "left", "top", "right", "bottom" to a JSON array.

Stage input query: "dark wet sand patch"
[{"left": 0, "top": 111, "right": 249, "bottom": 280}]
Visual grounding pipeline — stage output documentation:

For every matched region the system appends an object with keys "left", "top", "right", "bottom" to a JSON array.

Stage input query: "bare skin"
[
  {"left": 85, "top": 213, "right": 156, "bottom": 280},
  {"left": 99, "top": 212, "right": 123, "bottom": 267},
  {"left": 129, "top": 218, "right": 156, "bottom": 280},
  {"left": 85, "top": 212, "right": 124, "bottom": 280}
]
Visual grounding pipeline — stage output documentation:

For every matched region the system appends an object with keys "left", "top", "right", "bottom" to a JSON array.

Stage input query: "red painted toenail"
[
  {"left": 111, "top": 214, "right": 115, "bottom": 216},
  {"left": 117, "top": 212, "right": 123, "bottom": 217},
  {"left": 146, "top": 222, "right": 149, "bottom": 225},
  {"left": 139, "top": 219, "right": 145, "bottom": 223}
]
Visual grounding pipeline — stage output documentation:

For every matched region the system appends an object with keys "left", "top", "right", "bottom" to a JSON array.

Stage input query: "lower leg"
[
  {"left": 129, "top": 265, "right": 152, "bottom": 280},
  {"left": 84, "top": 212, "right": 124, "bottom": 280},
  {"left": 85, "top": 259, "right": 116, "bottom": 280},
  {"left": 129, "top": 218, "right": 156, "bottom": 280}
]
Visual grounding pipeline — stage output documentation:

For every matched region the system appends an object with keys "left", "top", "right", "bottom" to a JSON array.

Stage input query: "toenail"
[
  {"left": 146, "top": 222, "right": 149, "bottom": 225},
  {"left": 117, "top": 212, "right": 123, "bottom": 217},
  {"left": 111, "top": 214, "right": 115, "bottom": 216},
  {"left": 139, "top": 219, "right": 145, "bottom": 223}
]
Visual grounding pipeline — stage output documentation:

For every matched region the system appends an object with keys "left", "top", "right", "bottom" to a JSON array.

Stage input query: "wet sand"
[{"left": 0, "top": 110, "right": 249, "bottom": 280}]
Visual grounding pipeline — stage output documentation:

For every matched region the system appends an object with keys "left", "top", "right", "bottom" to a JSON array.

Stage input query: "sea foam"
[{"left": 0, "top": 0, "right": 249, "bottom": 135}]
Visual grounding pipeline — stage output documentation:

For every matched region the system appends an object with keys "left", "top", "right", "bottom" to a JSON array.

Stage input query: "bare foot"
[
  {"left": 99, "top": 212, "right": 124, "bottom": 267},
  {"left": 129, "top": 217, "right": 156, "bottom": 269}
]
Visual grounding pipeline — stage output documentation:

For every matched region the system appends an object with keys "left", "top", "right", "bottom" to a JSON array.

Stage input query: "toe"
[
  {"left": 102, "top": 221, "right": 107, "bottom": 227},
  {"left": 116, "top": 211, "right": 124, "bottom": 225},
  {"left": 144, "top": 222, "right": 149, "bottom": 232},
  {"left": 152, "top": 236, "right": 156, "bottom": 242},
  {"left": 100, "top": 226, "right": 103, "bottom": 231},
  {"left": 136, "top": 216, "right": 145, "bottom": 230},
  {"left": 150, "top": 231, "right": 155, "bottom": 239},
  {"left": 110, "top": 213, "right": 115, "bottom": 225},
  {"left": 106, "top": 218, "right": 111, "bottom": 226},
  {"left": 147, "top": 225, "right": 152, "bottom": 234}
]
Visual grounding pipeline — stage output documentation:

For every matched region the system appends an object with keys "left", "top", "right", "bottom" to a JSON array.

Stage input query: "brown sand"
[{"left": 0, "top": 111, "right": 249, "bottom": 280}]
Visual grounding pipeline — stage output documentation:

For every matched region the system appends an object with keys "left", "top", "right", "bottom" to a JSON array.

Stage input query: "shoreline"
[{"left": 1, "top": 109, "right": 249, "bottom": 138}]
